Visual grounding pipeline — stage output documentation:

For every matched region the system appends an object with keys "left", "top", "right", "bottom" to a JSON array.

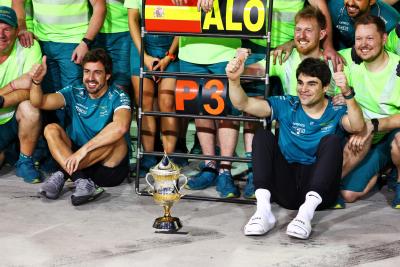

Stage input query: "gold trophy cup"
[{"left": 145, "top": 154, "right": 187, "bottom": 231}]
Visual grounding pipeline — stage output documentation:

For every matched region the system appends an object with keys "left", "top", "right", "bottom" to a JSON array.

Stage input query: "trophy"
[{"left": 145, "top": 154, "right": 187, "bottom": 231}]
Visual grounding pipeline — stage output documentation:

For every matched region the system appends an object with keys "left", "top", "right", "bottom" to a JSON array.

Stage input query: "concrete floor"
[{"left": 1, "top": 159, "right": 400, "bottom": 267}]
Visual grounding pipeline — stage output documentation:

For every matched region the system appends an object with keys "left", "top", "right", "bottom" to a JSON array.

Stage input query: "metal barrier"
[{"left": 134, "top": 0, "right": 274, "bottom": 204}]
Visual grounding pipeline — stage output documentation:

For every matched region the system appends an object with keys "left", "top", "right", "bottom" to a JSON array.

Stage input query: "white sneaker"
[
  {"left": 286, "top": 217, "right": 311, "bottom": 239},
  {"left": 244, "top": 212, "right": 276, "bottom": 236}
]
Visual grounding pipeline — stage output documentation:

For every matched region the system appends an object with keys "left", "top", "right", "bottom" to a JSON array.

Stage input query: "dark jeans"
[{"left": 252, "top": 129, "right": 343, "bottom": 210}]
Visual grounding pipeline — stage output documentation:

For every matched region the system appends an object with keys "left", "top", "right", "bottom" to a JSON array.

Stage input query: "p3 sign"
[
  {"left": 175, "top": 79, "right": 228, "bottom": 116},
  {"left": 145, "top": 0, "right": 267, "bottom": 36}
]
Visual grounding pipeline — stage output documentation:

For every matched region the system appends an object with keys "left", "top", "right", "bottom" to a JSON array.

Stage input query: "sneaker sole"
[
  {"left": 219, "top": 192, "right": 240, "bottom": 198},
  {"left": 21, "top": 177, "right": 42, "bottom": 184},
  {"left": 71, "top": 187, "right": 105, "bottom": 206},
  {"left": 185, "top": 183, "right": 215, "bottom": 190},
  {"left": 39, "top": 190, "right": 61, "bottom": 200},
  {"left": 392, "top": 204, "right": 400, "bottom": 209}
]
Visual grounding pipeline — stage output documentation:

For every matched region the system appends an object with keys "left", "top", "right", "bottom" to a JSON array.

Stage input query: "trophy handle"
[
  {"left": 178, "top": 174, "right": 188, "bottom": 191},
  {"left": 145, "top": 173, "right": 154, "bottom": 195}
]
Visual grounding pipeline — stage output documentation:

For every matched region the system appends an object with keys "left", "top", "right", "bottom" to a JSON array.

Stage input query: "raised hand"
[
  {"left": 30, "top": 56, "right": 48, "bottom": 84},
  {"left": 225, "top": 48, "right": 250, "bottom": 82},
  {"left": 197, "top": 0, "right": 214, "bottom": 12},
  {"left": 332, "top": 62, "right": 350, "bottom": 95}
]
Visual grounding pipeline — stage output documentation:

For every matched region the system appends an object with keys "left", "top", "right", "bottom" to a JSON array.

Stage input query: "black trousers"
[{"left": 252, "top": 129, "right": 343, "bottom": 210}]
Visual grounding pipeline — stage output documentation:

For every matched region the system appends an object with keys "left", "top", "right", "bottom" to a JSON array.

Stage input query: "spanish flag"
[{"left": 145, "top": 0, "right": 202, "bottom": 33}]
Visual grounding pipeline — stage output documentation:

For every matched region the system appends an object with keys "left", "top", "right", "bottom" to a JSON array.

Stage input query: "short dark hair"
[
  {"left": 354, "top": 15, "right": 386, "bottom": 35},
  {"left": 81, "top": 48, "right": 112, "bottom": 75},
  {"left": 295, "top": 6, "right": 326, "bottom": 30},
  {"left": 296, "top": 58, "right": 331, "bottom": 87}
]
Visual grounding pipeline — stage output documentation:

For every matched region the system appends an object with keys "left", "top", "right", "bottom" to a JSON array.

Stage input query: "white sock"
[
  {"left": 297, "top": 191, "right": 322, "bottom": 222},
  {"left": 255, "top": 189, "right": 275, "bottom": 223}
]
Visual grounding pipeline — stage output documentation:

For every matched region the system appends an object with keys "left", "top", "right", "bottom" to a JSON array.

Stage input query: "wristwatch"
[
  {"left": 371, "top": 118, "right": 379, "bottom": 134},
  {"left": 343, "top": 87, "right": 355, "bottom": 100},
  {"left": 82, "top": 37, "right": 93, "bottom": 49}
]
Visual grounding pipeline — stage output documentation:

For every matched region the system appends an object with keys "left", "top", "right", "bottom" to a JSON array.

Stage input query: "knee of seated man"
[
  {"left": 341, "top": 190, "right": 360, "bottom": 203},
  {"left": 16, "top": 101, "right": 40, "bottom": 122},
  {"left": 390, "top": 132, "right": 400, "bottom": 153},
  {"left": 43, "top": 123, "right": 62, "bottom": 139}
]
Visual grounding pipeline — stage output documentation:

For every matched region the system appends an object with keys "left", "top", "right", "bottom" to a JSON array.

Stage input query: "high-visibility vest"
[
  {"left": 100, "top": 0, "right": 128, "bottom": 33},
  {"left": 32, "top": 0, "right": 90, "bottom": 43}
]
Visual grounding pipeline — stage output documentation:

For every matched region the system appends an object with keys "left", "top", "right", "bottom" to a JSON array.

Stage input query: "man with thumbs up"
[
  {"left": 226, "top": 49, "right": 364, "bottom": 239},
  {"left": 29, "top": 49, "right": 132, "bottom": 206}
]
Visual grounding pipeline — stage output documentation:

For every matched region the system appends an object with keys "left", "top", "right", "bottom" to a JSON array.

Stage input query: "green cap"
[{"left": 0, "top": 6, "right": 17, "bottom": 28}]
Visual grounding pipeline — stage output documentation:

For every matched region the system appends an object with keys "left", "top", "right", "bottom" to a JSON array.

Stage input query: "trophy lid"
[{"left": 149, "top": 153, "right": 180, "bottom": 176}]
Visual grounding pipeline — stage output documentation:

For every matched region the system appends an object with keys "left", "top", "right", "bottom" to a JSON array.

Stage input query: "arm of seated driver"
[{"left": 226, "top": 48, "right": 272, "bottom": 118}]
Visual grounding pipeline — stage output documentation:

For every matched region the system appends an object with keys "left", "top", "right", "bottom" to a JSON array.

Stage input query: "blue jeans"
[
  {"left": 39, "top": 41, "right": 82, "bottom": 93},
  {"left": 40, "top": 41, "right": 82, "bottom": 125},
  {"left": 130, "top": 35, "right": 179, "bottom": 76},
  {"left": 94, "top": 32, "right": 131, "bottom": 89}
]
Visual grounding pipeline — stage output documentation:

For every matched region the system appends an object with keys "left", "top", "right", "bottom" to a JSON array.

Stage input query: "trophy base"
[{"left": 153, "top": 216, "right": 182, "bottom": 232}]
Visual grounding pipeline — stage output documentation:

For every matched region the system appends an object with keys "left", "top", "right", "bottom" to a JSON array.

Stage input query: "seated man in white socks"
[{"left": 226, "top": 50, "right": 365, "bottom": 239}]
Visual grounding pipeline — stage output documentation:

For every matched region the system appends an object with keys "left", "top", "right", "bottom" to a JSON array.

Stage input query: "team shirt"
[
  {"left": 124, "top": 0, "right": 142, "bottom": 15},
  {"left": 58, "top": 84, "right": 131, "bottom": 147},
  {"left": 32, "top": 0, "right": 90, "bottom": 43},
  {"left": 251, "top": 0, "right": 305, "bottom": 48},
  {"left": 268, "top": 95, "right": 347, "bottom": 164},
  {"left": 346, "top": 52, "right": 400, "bottom": 142},
  {"left": 328, "top": 0, "right": 399, "bottom": 49},
  {"left": 254, "top": 50, "right": 337, "bottom": 96},
  {"left": 101, "top": 0, "right": 129, "bottom": 33},
  {"left": 179, "top": 36, "right": 241, "bottom": 64},
  {"left": 385, "top": 23, "right": 400, "bottom": 55},
  {"left": 270, "top": 50, "right": 336, "bottom": 96},
  {"left": 0, "top": 40, "right": 42, "bottom": 125}
]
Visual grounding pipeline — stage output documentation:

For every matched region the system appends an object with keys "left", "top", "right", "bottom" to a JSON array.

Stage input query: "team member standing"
[
  {"left": 94, "top": 0, "right": 131, "bottom": 91},
  {"left": 173, "top": 0, "right": 242, "bottom": 198},
  {"left": 227, "top": 50, "right": 364, "bottom": 239},
  {"left": 126, "top": 0, "right": 179, "bottom": 175}
]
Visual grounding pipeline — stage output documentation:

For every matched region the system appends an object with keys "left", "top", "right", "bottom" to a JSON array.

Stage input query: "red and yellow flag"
[{"left": 145, "top": 0, "right": 202, "bottom": 33}]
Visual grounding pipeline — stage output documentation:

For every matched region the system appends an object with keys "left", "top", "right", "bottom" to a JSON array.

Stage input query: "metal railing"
[{"left": 134, "top": 0, "right": 274, "bottom": 204}]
